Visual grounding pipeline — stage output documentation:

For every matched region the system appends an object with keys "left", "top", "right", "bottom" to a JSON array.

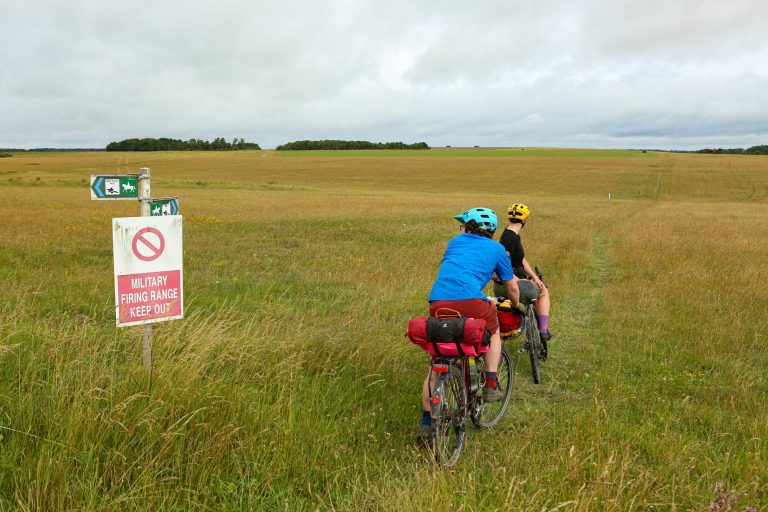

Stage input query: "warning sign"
[
  {"left": 116, "top": 270, "right": 181, "bottom": 324},
  {"left": 132, "top": 227, "right": 165, "bottom": 261},
  {"left": 113, "top": 216, "right": 183, "bottom": 327}
]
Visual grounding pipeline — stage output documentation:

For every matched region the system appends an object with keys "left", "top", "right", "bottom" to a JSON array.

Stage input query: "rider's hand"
[{"left": 533, "top": 277, "right": 545, "bottom": 291}]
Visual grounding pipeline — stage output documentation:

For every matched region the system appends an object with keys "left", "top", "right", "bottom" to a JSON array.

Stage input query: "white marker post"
[{"left": 139, "top": 167, "right": 152, "bottom": 372}]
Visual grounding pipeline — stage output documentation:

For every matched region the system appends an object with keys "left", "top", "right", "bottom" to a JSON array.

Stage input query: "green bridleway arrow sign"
[
  {"left": 90, "top": 174, "right": 140, "bottom": 200},
  {"left": 149, "top": 197, "right": 179, "bottom": 216}
]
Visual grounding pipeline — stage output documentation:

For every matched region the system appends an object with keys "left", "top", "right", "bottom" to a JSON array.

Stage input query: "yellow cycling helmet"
[{"left": 507, "top": 203, "right": 531, "bottom": 223}]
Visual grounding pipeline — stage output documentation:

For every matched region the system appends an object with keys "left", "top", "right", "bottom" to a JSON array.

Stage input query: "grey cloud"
[
  {"left": 579, "top": 0, "right": 767, "bottom": 60},
  {"left": 1, "top": 0, "right": 767, "bottom": 150}
]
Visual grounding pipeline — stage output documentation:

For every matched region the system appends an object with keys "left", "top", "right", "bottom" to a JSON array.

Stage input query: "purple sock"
[{"left": 537, "top": 315, "right": 549, "bottom": 334}]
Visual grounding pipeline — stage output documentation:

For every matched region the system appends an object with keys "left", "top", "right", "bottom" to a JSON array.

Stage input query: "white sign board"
[{"left": 112, "top": 215, "right": 183, "bottom": 327}]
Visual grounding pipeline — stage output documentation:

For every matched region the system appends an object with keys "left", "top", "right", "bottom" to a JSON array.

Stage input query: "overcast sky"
[{"left": 2, "top": 0, "right": 767, "bottom": 150}]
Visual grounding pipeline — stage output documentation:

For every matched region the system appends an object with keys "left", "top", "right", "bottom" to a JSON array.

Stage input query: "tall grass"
[{"left": 0, "top": 151, "right": 765, "bottom": 510}]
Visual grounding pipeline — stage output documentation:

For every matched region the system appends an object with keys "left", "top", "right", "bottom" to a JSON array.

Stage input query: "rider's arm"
[
  {"left": 502, "top": 277, "right": 520, "bottom": 308},
  {"left": 522, "top": 257, "right": 545, "bottom": 291}
]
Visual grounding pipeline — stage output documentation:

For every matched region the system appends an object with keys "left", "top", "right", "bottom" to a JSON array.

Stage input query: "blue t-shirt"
[{"left": 428, "top": 233, "right": 514, "bottom": 301}]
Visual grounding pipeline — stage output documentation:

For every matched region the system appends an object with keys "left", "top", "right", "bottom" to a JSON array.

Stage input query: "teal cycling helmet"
[{"left": 454, "top": 207, "right": 498, "bottom": 233}]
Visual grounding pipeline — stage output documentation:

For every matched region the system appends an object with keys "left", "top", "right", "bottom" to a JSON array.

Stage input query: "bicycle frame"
[
  {"left": 429, "top": 355, "right": 483, "bottom": 413},
  {"left": 429, "top": 357, "right": 469, "bottom": 410}
]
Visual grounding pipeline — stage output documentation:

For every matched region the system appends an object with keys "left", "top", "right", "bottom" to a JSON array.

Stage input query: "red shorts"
[{"left": 429, "top": 299, "right": 499, "bottom": 333}]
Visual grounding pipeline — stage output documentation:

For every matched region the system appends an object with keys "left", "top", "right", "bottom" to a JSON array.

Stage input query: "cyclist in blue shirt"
[{"left": 418, "top": 207, "right": 520, "bottom": 444}]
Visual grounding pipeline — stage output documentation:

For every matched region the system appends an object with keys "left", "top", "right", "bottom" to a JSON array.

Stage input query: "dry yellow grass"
[{"left": 0, "top": 150, "right": 766, "bottom": 510}]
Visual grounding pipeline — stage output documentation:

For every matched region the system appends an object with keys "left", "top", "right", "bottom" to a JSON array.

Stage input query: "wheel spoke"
[
  {"left": 472, "top": 348, "right": 514, "bottom": 429},
  {"left": 526, "top": 308, "right": 542, "bottom": 384},
  {"left": 431, "top": 366, "right": 466, "bottom": 466}
]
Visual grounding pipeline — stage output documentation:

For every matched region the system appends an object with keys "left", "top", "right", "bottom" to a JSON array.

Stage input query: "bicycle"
[{"left": 425, "top": 315, "right": 515, "bottom": 466}]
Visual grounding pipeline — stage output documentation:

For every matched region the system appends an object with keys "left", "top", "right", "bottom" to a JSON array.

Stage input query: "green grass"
[{"left": 0, "top": 151, "right": 766, "bottom": 510}]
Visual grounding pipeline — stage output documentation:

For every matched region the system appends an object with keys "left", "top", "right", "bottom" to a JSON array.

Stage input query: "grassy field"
[
  {"left": 274, "top": 148, "right": 654, "bottom": 158},
  {"left": 0, "top": 150, "right": 766, "bottom": 510}
]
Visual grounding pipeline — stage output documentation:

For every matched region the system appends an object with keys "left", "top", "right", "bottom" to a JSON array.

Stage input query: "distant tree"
[
  {"left": 697, "top": 147, "right": 742, "bottom": 154},
  {"left": 275, "top": 139, "right": 430, "bottom": 151},
  {"left": 746, "top": 145, "right": 768, "bottom": 155},
  {"left": 106, "top": 137, "right": 261, "bottom": 151}
]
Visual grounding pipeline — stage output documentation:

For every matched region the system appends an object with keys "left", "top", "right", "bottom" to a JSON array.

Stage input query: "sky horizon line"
[{"left": 3, "top": 141, "right": 765, "bottom": 152}]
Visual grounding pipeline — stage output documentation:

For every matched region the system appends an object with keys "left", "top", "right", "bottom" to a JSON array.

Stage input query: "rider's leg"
[
  {"left": 483, "top": 328, "right": 502, "bottom": 373},
  {"left": 421, "top": 371, "right": 432, "bottom": 411},
  {"left": 417, "top": 371, "right": 433, "bottom": 443},
  {"left": 534, "top": 285, "right": 551, "bottom": 335},
  {"left": 483, "top": 328, "right": 502, "bottom": 390},
  {"left": 534, "top": 285, "right": 550, "bottom": 317},
  {"left": 482, "top": 329, "right": 505, "bottom": 401}
]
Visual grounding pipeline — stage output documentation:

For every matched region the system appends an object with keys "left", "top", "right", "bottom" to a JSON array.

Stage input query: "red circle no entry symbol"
[{"left": 132, "top": 227, "right": 165, "bottom": 261}]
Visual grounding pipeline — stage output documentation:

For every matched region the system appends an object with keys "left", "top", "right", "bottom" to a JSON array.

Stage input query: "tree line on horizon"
[
  {"left": 105, "top": 137, "right": 261, "bottom": 151},
  {"left": 696, "top": 145, "right": 768, "bottom": 155},
  {"left": 275, "top": 140, "right": 430, "bottom": 151},
  {"left": 4, "top": 141, "right": 766, "bottom": 154}
]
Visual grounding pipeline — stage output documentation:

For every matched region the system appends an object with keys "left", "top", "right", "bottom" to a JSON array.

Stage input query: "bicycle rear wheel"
[
  {"left": 430, "top": 365, "right": 467, "bottom": 467},
  {"left": 472, "top": 346, "right": 514, "bottom": 428},
  {"left": 525, "top": 307, "right": 542, "bottom": 384}
]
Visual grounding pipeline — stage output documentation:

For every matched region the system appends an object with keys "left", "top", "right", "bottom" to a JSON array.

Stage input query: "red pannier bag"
[
  {"left": 407, "top": 316, "right": 491, "bottom": 357},
  {"left": 495, "top": 299, "right": 523, "bottom": 338},
  {"left": 497, "top": 310, "right": 521, "bottom": 337}
]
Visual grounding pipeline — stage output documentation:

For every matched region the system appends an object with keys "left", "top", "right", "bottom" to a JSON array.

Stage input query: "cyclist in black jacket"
[{"left": 493, "top": 203, "right": 553, "bottom": 348}]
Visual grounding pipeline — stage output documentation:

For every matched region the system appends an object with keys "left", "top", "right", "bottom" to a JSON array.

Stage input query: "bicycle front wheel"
[
  {"left": 430, "top": 365, "right": 467, "bottom": 467},
  {"left": 525, "top": 307, "right": 542, "bottom": 384},
  {"left": 472, "top": 346, "right": 515, "bottom": 429}
]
